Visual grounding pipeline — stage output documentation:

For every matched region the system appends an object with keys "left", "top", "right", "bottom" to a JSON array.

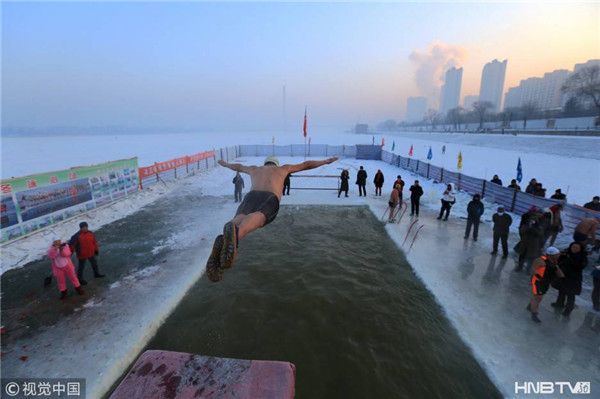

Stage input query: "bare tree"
[
  {"left": 472, "top": 101, "right": 494, "bottom": 130},
  {"left": 447, "top": 107, "right": 464, "bottom": 131},
  {"left": 562, "top": 65, "right": 600, "bottom": 115},
  {"left": 520, "top": 101, "right": 539, "bottom": 129},
  {"left": 425, "top": 109, "right": 440, "bottom": 130}
]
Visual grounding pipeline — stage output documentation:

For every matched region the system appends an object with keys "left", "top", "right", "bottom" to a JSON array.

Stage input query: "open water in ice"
[{"left": 142, "top": 205, "right": 502, "bottom": 398}]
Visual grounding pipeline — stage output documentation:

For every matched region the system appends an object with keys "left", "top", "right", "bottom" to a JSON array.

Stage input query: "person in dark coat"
[
  {"left": 233, "top": 172, "right": 245, "bottom": 202},
  {"left": 491, "top": 206, "right": 512, "bottom": 258},
  {"left": 409, "top": 180, "right": 424, "bottom": 217},
  {"left": 534, "top": 183, "right": 546, "bottom": 197},
  {"left": 551, "top": 242, "right": 588, "bottom": 316},
  {"left": 356, "top": 166, "right": 367, "bottom": 196},
  {"left": 517, "top": 215, "right": 544, "bottom": 271},
  {"left": 592, "top": 263, "right": 600, "bottom": 312},
  {"left": 584, "top": 196, "right": 600, "bottom": 212},
  {"left": 282, "top": 173, "right": 291, "bottom": 196},
  {"left": 550, "top": 189, "right": 566, "bottom": 201},
  {"left": 525, "top": 179, "right": 537, "bottom": 195},
  {"left": 464, "top": 194, "right": 484, "bottom": 241},
  {"left": 508, "top": 179, "right": 521, "bottom": 191},
  {"left": 69, "top": 222, "right": 104, "bottom": 285},
  {"left": 338, "top": 170, "right": 349, "bottom": 198},
  {"left": 373, "top": 170, "right": 384, "bottom": 196},
  {"left": 490, "top": 175, "right": 503, "bottom": 185}
]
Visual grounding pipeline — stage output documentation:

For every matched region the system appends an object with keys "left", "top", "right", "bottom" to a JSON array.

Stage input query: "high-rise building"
[
  {"left": 503, "top": 69, "right": 569, "bottom": 111},
  {"left": 463, "top": 95, "right": 478, "bottom": 110},
  {"left": 406, "top": 96, "right": 428, "bottom": 122},
  {"left": 478, "top": 59, "right": 507, "bottom": 112},
  {"left": 439, "top": 67, "right": 463, "bottom": 115}
]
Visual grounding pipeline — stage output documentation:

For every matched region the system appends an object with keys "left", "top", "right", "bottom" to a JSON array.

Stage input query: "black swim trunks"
[{"left": 235, "top": 190, "right": 280, "bottom": 225}]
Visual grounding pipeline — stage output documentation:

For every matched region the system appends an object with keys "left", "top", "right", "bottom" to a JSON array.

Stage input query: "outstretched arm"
[
  {"left": 283, "top": 157, "right": 338, "bottom": 173},
  {"left": 218, "top": 160, "right": 255, "bottom": 174}
]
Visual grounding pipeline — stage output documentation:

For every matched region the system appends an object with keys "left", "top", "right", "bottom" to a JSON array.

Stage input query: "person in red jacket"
[{"left": 69, "top": 221, "right": 105, "bottom": 285}]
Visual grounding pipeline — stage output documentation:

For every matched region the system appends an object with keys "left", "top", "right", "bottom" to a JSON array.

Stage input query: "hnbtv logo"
[{"left": 515, "top": 381, "right": 591, "bottom": 395}]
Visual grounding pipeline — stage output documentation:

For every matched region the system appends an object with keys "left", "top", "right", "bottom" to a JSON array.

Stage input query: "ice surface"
[{"left": 2, "top": 130, "right": 599, "bottom": 204}]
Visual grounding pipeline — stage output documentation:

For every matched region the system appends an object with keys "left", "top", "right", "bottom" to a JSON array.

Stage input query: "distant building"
[
  {"left": 479, "top": 59, "right": 507, "bottom": 113},
  {"left": 463, "top": 95, "right": 478, "bottom": 110},
  {"left": 406, "top": 97, "right": 428, "bottom": 122},
  {"left": 503, "top": 69, "right": 569, "bottom": 111},
  {"left": 439, "top": 67, "right": 463, "bottom": 115},
  {"left": 355, "top": 124, "right": 369, "bottom": 134}
]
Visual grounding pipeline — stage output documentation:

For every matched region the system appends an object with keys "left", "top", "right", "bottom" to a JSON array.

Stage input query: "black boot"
[
  {"left": 531, "top": 312, "right": 541, "bottom": 323},
  {"left": 75, "top": 286, "right": 85, "bottom": 295},
  {"left": 60, "top": 290, "right": 67, "bottom": 300}
]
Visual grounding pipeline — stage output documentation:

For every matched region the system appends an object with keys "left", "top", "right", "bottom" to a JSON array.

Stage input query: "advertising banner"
[{"left": 1, "top": 158, "right": 138, "bottom": 244}]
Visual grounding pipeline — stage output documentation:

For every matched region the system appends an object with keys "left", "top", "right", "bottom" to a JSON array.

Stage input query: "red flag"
[
  {"left": 303, "top": 106, "right": 307, "bottom": 137},
  {"left": 409, "top": 144, "right": 414, "bottom": 157},
  {"left": 381, "top": 138, "right": 385, "bottom": 147}
]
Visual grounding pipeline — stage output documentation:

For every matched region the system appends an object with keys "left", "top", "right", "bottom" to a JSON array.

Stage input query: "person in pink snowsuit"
[{"left": 47, "top": 238, "right": 84, "bottom": 300}]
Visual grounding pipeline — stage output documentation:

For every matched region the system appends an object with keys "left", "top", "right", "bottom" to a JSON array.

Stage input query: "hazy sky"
[{"left": 2, "top": 1, "right": 598, "bottom": 130}]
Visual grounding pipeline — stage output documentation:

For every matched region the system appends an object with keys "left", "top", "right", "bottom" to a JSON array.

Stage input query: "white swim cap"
[
  {"left": 264, "top": 156, "right": 280, "bottom": 166},
  {"left": 546, "top": 247, "right": 560, "bottom": 255}
]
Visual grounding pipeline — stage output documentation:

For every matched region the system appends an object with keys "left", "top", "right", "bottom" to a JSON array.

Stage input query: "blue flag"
[
  {"left": 516, "top": 158, "right": 523, "bottom": 183},
  {"left": 427, "top": 146, "right": 433, "bottom": 160}
]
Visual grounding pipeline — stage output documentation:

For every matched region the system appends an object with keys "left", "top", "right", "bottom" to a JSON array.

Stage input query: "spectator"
[
  {"left": 338, "top": 170, "right": 349, "bottom": 198},
  {"left": 388, "top": 187, "right": 400, "bottom": 223},
  {"left": 69, "top": 222, "right": 105, "bottom": 285},
  {"left": 534, "top": 183, "right": 546, "bottom": 197},
  {"left": 490, "top": 175, "right": 503, "bottom": 185},
  {"left": 392, "top": 175, "right": 405, "bottom": 201},
  {"left": 409, "top": 180, "right": 424, "bottom": 217},
  {"left": 442, "top": 145, "right": 446, "bottom": 154},
  {"left": 592, "top": 262, "right": 600, "bottom": 312},
  {"left": 356, "top": 166, "right": 367, "bottom": 197},
  {"left": 544, "top": 204, "right": 564, "bottom": 247},
  {"left": 392, "top": 175, "right": 405, "bottom": 191},
  {"left": 233, "top": 172, "right": 245, "bottom": 202},
  {"left": 282, "top": 173, "right": 291, "bottom": 196},
  {"left": 573, "top": 217, "right": 600, "bottom": 247},
  {"left": 551, "top": 242, "right": 587, "bottom": 317},
  {"left": 491, "top": 206, "right": 512, "bottom": 258},
  {"left": 517, "top": 215, "right": 544, "bottom": 272},
  {"left": 373, "top": 170, "right": 384, "bottom": 196},
  {"left": 437, "top": 183, "right": 456, "bottom": 221},
  {"left": 464, "top": 194, "right": 484, "bottom": 241},
  {"left": 527, "top": 247, "right": 564, "bottom": 323},
  {"left": 550, "top": 188, "right": 566, "bottom": 201},
  {"left": 584, "top": 196, "right": 600, "bottom": 212},
  {"left": 48, "top": 238, "right": 84, "bottom": 299},
  {"left": 508, "top": 179, "right": 521, "bottom": 191},
  {"left": 525, "top": 179, "right": 537, "bottom": 194}
]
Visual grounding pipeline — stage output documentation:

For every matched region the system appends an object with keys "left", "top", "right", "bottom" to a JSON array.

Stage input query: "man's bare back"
[
  {"left": 206, "top": 156, "right": 338, "bottom": 282},
  {"left": 218, "top": 157, "right": 338, "bottom": 201}
]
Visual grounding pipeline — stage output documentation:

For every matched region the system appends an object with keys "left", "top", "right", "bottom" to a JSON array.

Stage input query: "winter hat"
[
  {"left": 528, "top": 206, "right": 538, "bottom": 213},
  {"left": 52, "top": 237, "right": 61, "bottom": 243},
  {"left": 546, "top": 247, "right": 560, "bottom": 255},
  {"left": 497, "top": 206, "right": 505, "bottom": 212},
  {"left": 264, "top": 156, "right": 279, "bottom": 166},
  {"left": 79, "top": 221, "right": 88, "bottom": 228}
]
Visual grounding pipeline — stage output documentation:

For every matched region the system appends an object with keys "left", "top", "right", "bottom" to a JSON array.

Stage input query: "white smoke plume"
[{"left": 409, "top": 41, "right": 467, "bottom": 107}]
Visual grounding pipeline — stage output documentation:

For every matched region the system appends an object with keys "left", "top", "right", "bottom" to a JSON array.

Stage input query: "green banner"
[{"left": 1, "top": 158, "right": 139, "bottom": 244}]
